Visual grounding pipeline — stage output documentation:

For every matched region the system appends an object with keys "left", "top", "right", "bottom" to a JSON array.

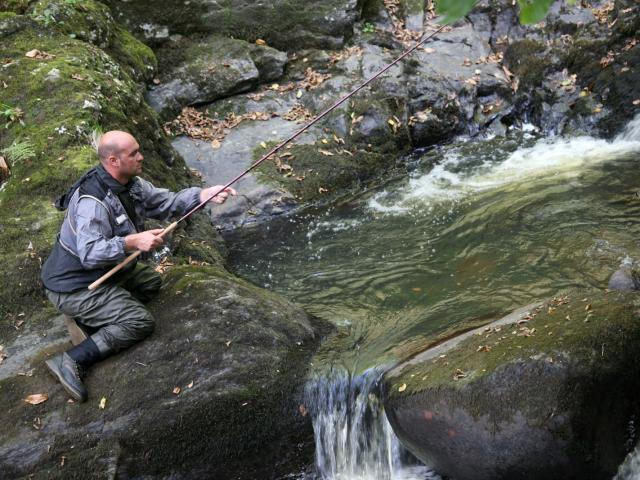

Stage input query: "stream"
[{"left": 227, "top": 116, "right": 640, "bottom": 479}]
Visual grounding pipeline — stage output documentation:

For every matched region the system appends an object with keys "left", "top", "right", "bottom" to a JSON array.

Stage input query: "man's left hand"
[{"left": 200, "top": 186, "right": 237, "bottom": 204}]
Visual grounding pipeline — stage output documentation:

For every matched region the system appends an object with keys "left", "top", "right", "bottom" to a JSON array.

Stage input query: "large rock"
[
  {"left": 102, "top": 0, "right": 359, "bottom": 51},
  {"left": 383, "top": 289, "right": 640, "bottom": 480},
  {"left": 0, "top": 263, "right": 326, "bottom": 478},
  {"left": 148, "top": 35, "right": 288, "bottom": 118}
]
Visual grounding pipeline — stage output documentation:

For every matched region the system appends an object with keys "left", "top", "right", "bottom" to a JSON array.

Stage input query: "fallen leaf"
[
  {"left": 187, "top": 381, "right": 194, "bottom": 388},
  {"left": 298, "top": 404, "right": 308, "bottom": 416},
  {"left": 318, "top": 187, "right": 328, "bottom": 194},
  {"left": 477, "top": 345, "right": 492, "bottom": 352},
  {"left": 99, "top": 397, "right": 107, "bottom": 409},
  {"left": 260, "top": 141, "right": 268, "bottom": 149},
  {"left": 453, "top": 369, "right": 467, "bottom": 380},
  {"left": 24, "top": 394, "right": 48, "bottom": 405},
  {"left": 585, "top": 304, "right": 592, "bottom": 311},
  {"left": 0, "top": 156, "right": 9, "bottom": 180},
  {"left": 225, "top": 340, "right": 231, "bottom": 347},
  {"left": 318, "top": 149, "right": 334, "bottom": 156},
  {"left": 25, "top": 49, "right": 55, "bottom": 60},
  {"left": 255, "top": 39, "right": 266, "bottom": 46},
  {"left": 172, "top": 387, "right": 181, "bottom": 395},
  {"left": 398, "top": 383, "right": 407, "bottom": 392},
  {"left": 71, "top": 73, "right": 85, "bottom": 81},
  {"left": 296, "top": 89, "right": 303, "bottom": 98},
  {"left": 411, "top": 287, "right": 422, "bottom": 292},
  {"left": 633, "top": 99, "right": 640, "bottom": 106},
  {"left": 270, "top": 83, "right": 280, "bottom": 90},
  {"left": 211, "top": 139, "right": 221, "bottom": 149}
]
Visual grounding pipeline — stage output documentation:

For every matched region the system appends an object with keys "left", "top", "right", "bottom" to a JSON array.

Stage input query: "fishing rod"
[{"left": 88, "top": 21, "right": 450, "bottom": 291}]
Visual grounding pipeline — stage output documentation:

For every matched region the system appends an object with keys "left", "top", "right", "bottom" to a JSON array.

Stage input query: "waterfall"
[
  {"left": 615, "top": 113, "right": 640, "bottom": 143},
  {"left": 303, "top": 367, "right": 440, "bottom": 480},
  {"left": 614, "top": 444, "right": 640, "bottom": 480}
]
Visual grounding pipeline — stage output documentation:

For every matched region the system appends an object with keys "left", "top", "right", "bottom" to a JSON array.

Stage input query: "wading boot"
[
  {"left": 64, "top": 315, "right": 89, "bottom": 346},
  {"left": 45, "top": 352, "right": 88, "bottom": 402}
]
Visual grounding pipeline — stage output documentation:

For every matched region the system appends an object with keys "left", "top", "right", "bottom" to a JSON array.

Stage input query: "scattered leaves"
[
  {"left": 283, "top": 104, "right": 314, "bottom": 123},
  {"left": 300, "top": 68, "right": 331, "bottom": 90},
  {"left": 154, "top": 257, "right": 174, "bottom": 274},
  {"left": 329, "top": 46, "right": 364, "bottom": 65},
  {"left": 164, "top": 107, "right": 273, "bottom": 143},
  {"left": 24, "top": 394, "right": 48, "bottom": 405}
]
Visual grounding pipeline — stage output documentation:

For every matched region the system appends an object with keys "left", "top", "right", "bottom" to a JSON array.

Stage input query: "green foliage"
[
  {"left": 1, "top": 139, "right": 36, "bottom": 164},
  {"left": 0, "top": 102, "right": 24, "bottom": 128},
  {"left": 362, "top": 22, "right": 376, "bottom": 33},
  {"left": 436, "top": 0, "right": 570, "bottom": 25}
]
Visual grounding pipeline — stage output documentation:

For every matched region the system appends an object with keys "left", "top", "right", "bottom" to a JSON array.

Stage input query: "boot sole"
[
  {"left": 64, "top": 315, "right": 89, "bottom": 346},
  {"left": 45, "top": 358, "right": 86, "bottom": 402}
]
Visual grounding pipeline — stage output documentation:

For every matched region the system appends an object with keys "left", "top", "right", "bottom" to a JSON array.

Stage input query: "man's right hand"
[{"left": 124, "top": 228, "right": 164, "bottom": 252}]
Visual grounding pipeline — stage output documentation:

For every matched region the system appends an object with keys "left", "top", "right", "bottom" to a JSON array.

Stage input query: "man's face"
[{"left": 116, "top": 138, "right": 144, "bottom": 177}]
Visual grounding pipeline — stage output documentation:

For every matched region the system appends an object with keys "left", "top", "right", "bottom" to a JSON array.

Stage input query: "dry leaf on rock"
[
  {"left": 172, "top": 387, "right": 181, "bottom": 395},
  {"left": 398, "top": 383, "right": 407, "bottom": 392},
  {"left": 25, "top": 393, "right": 48, "bottom": 405},
  {"left": 25, "top": 49, "right": 56, "bottom": 60},
  {"left": 255, "top": 39, "right": 266, "bottom": 46},
  {"left": 211, "top": 139, "right": 221, "bottom": 149}
]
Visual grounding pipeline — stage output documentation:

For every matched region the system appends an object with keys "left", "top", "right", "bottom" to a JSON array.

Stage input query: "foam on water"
[{"left": 369, "top": 115, "right": 640, "bottom": 213}]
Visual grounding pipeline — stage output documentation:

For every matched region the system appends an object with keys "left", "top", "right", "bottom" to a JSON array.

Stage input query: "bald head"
[
  {"left": 97, "top": 130, "right": 144, "bottom": 184},
  {"left": 98, "top": 130, "right": 136, "bottom": 163}
]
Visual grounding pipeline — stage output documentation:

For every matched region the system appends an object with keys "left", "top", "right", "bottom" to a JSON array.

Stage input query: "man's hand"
[
  {"left": 124, "top": 228, "right": 164, "bottom": 252},
  {"left": 200, "top": 185, "right": 237, "bottom": 204}
]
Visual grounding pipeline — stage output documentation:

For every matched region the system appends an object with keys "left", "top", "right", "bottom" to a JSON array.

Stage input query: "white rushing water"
[
  {"left": 304, "top": 368, "right": 439, "bottom": 480},
  {"left": 369, "top": 115, "right": 640, "bottom": 213},
  {"left": 615, "top": 443, "right": 640, "bottom": 480}
]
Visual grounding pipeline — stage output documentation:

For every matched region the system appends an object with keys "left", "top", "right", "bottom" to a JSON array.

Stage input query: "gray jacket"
[{"left": 41, "top": 165, "right": 201, "bottom": 292}]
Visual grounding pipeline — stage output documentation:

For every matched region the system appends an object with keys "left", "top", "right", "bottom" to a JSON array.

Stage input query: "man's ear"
[{"left": 107, "top": 154, "right": 119, "bottom": 167}]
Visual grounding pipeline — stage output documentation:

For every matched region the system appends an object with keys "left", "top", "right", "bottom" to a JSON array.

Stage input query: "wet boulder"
[
  {"left": 147, "top": 35, "right": 288, "bottom": 118},
  {"left": 383, "top": 289, "right": 640, "bottom": 480},
  {"left": 0, "top": 264, "right": 326, "bottom": 479}
]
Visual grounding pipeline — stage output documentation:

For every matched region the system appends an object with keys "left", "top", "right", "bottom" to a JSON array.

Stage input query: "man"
[{"left": 41, "top": 130, "right": 236, "bottom": 402}]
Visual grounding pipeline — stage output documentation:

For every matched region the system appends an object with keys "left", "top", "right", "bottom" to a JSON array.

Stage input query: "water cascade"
[
  {"left": 231, "top": 115, "right": 640, "bottom": 479},
  {"left": 304, "top": 367, "right": 439, "bottom": 480}
]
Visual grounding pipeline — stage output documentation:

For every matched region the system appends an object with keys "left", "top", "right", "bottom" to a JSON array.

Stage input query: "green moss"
[
  {"left": 504, "top": 39, "right": 548, "bottom": 89},
  {"left": 108, "top": 26, "right": 156, "bottom": 82},
  {"left": 388, "top": 289, "right": 640, "bottom": 397},
  {"left": 0, "top": 0, "right": 29, "bottom": 14},
  {"left": 31, "top": 0, "right": 114, "bottom": 47},
  {"left": 0, "top": 11, "right": 18, "bottom": 19}
]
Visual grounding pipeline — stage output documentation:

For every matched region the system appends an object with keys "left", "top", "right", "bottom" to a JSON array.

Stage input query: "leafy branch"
[{"left": 437, "top": 0, "right": 565, "bottom": 25}]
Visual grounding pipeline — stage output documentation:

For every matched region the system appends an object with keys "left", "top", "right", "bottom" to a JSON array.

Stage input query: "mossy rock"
[
  {"left": 0, "top": 8, "right": 188, "bottom": 337},
  {"left": 503, "top": 39, "right": 548, "bottom": 90},
  {"left": 0, "top": 0, "right": 30, "bottom": 14},
  {"left": 0, "top": 264, "right": 328, "bottom": 478},
  {"left": 383, "top": 289, "right": 640, "bottom": 480},
  {"left": 103, "top": 0, "right": 358, "bottom": 51}
]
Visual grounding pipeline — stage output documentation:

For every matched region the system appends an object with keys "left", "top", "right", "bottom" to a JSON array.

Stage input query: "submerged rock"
[{"left": 383, "top": 289, "right": 640, "bottom": 480}]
